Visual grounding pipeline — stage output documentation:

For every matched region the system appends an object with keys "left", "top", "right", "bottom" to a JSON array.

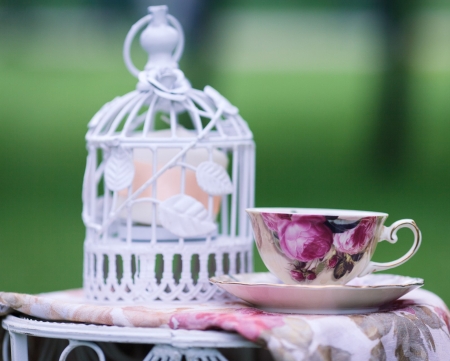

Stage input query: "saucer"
[{"left": 210, "top": 273, "right": 424, "bottom": 314}]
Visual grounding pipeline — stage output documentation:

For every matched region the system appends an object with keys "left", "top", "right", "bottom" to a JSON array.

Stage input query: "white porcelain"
[{"left": 210, "top": 273, "right": 424, "bottom": 314}]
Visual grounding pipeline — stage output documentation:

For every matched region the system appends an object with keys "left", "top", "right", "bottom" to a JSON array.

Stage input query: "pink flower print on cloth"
[
  {"left": 264, "top": 214, "right": 333, "bottom": 262},
  {"left": 333, "top": 216, "right": 377, "bottom": 255}
]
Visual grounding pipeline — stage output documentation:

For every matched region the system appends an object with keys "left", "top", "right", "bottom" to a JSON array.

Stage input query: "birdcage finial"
[{"left": 123, "top": 5, "right": 185, "bottom": 78}]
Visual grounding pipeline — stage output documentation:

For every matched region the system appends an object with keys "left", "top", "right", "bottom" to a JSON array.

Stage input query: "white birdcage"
[{"left": 82, "top": 5, "right": 255, "bottom": 302}]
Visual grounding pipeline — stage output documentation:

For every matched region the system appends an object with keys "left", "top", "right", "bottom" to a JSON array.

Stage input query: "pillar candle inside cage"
[{"left": 115, "top": 128, "right": 228, "bottom": 230}]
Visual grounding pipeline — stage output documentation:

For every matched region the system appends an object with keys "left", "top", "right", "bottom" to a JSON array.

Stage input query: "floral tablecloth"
[{"left": 1, "top": 288, "right": 449, "bottom": 361}]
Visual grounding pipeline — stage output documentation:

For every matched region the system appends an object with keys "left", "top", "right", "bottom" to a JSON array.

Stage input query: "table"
[
  {"left": 1, "top": 315, "right": 258, "bottom": 361},
  {"left": 1, "top": 287, "right": 450, "bottom": 360}
]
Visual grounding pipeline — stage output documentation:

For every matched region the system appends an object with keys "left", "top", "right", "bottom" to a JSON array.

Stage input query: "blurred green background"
[{"left": 1, "top": 0, "right": 449, "bottom": 304}]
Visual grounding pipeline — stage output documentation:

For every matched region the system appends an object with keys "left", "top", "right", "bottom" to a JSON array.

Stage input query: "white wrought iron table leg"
[
  {"left": 9, "top": 331, "right": 28, "bottom": 361},
  {"left": 143, "top": 345, "right": 183, "bottom": 361},
  {"left": 59, "top": 340, "right": 106, "bottom": 361},
  {"left": 2, "top": 332, "right": 10, "bottom": 361},
  {"left": 184, "top": 347, "right": 228, "bottom": 361},
  {"left": 144, "top": 345, "right": 229, "bottom": 361}
]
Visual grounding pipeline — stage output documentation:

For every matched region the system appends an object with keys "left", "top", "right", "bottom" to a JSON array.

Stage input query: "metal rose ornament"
[{"left": 82, "top": 6, "right": 255, "bottom": 303}]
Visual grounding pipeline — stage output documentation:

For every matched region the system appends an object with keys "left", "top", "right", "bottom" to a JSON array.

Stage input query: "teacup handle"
[{"left": 359, "top": 219, "right": 421, "bottom": 277}]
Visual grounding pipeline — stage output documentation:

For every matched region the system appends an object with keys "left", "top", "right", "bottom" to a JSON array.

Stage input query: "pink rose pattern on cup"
[{"left": 261, "top": 213, "right": 377, "bottom": 282}]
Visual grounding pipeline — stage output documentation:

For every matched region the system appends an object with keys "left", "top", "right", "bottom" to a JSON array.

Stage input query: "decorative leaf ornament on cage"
[{"left": 82, "top": 5, "right": 255, "bottom": 302}]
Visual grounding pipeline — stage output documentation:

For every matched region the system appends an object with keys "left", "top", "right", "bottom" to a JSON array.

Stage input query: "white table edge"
[{"left": 2, "top": 315, "right": 258, "bottom": 349}]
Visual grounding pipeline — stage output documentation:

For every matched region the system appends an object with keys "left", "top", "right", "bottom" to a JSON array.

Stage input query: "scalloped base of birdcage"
[{"left": 83, "top": 236, "right": 253, "bottom": 302}]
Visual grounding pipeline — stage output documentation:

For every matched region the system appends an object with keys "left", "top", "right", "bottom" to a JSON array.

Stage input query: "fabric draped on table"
[{"left": 1, "top": 288, "right": 449, "bottom": 361}]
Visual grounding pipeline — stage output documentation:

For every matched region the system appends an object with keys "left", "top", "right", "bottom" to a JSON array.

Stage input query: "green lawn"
[{"left": 0, "top": 64, "right": 449, "bottom": 302}]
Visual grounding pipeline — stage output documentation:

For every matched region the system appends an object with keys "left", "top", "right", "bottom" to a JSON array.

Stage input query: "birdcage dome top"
[{"left": 86, "top": 5, "right": 252, "bottom": 146}]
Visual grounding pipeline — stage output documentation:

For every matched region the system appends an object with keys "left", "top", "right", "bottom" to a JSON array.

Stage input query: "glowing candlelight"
[{"left": 117, "top": 128, "right": 228, "bottom": 225}]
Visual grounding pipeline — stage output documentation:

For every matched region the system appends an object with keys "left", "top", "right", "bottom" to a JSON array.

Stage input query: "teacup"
[{"left": 246, "top": 208, "right": 421, "bottom": 285}]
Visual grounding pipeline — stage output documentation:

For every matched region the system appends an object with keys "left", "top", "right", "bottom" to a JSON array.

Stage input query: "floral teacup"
[{"left": 246, "top": 208, "right": 421, "bottom": 285}]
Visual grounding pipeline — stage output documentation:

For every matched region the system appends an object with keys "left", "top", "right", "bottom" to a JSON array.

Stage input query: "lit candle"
[{"left": 116, "top": 127, "right": 228, "bottom": 225}]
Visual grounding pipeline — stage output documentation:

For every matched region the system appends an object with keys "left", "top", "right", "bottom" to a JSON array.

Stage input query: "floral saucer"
[{"left": 210, "top": 273, "right": 423, "bottom": 314}]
